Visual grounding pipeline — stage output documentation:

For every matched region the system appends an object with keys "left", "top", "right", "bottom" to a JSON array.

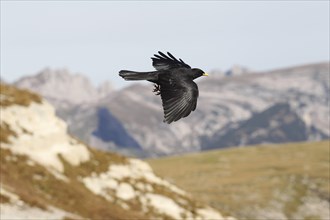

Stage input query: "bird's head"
[{"left": 191, "top": 68, "right": 209, "bottom": 79}]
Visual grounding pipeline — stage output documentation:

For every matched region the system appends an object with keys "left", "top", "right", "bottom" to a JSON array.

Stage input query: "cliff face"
[
  {"left": 202, "top": 103, "right": 328, "bottom": 150},
  {"left": 92, "top": 107, "right": 141, "bottom": 149},
  {"left": 0, "top": 84, "right": 233, "bottom": 220}
]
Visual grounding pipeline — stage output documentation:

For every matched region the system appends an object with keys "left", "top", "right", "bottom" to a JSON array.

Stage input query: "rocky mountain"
[
  {"left": 208, "top": 65, "right": 251, "bottom": 78},
  {"left": 224, "top": 65, "right": 251, "bottom": 77},
  {"left": 202, "top": 103, "right": 328, "bottom": 150},
  {"left": 15, "top": 68, "right": 113, "bottom": 107},
  {"left": 14, "top": 62, "right": 329, "bottom": 157},
  {"left": 106, "top": 62, "right": 329, "bottom": 155},
  {"left": 0, "top": 83, "right": 232, "bottom": 220}
]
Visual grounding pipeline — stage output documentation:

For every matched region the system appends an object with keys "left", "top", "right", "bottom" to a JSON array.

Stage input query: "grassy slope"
[
  {"left": 147, "top": 141, "right": 330, "bottom": 219},
  {"left": 0, "top": 147, "right": 146, "bottom": 219},
  {"left": 0, "top": 83, "right": 42, "bottom": 107},
  {"left": 0, "top": 83, "right": 144, "bottom": 219}
]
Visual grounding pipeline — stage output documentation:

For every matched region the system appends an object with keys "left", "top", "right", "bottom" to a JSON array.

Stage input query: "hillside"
[
  {"left": 14, "top": 62, "right": 329, "bottom": 157},
  {"left": 0, "top": 83, "right": 232, "bottom": 220},
  {"left": 148, "top": 141, "right": 330, "bottom": 220}
]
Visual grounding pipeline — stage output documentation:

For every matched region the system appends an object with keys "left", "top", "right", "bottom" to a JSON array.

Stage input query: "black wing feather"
[
  {"left": 166, "top": 52, "right": 179, "bottom": 62},
  {"left": 159, "top": 78, "right": 198, "bottom": 124},
  {"left": 152, "top": 51, "right": 191, "bottom": 71},
  {"left": 154, "top": 54, "right": 163, "bottom": 59}
]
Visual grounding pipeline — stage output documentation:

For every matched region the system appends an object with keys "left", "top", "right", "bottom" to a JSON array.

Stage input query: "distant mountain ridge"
[
  {"left": 14, "top": 62, "right": 330, "bottom": 157},
  {"left": 202, "top": 103, "right": 328, "bottom": 150},
  {"left": 107, "top": 62, "right": 329, "bottom": 155},
  {"left": 15, "top": 68, "right": 113, "bottom": 106}
]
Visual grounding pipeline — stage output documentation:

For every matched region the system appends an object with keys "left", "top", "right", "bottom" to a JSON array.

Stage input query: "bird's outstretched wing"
[
  {"left": 159, "top": 77, "right": 198, "bottom": 124},
  {"left": 152, "top": 51, "right": 191, "bottom": 71}
]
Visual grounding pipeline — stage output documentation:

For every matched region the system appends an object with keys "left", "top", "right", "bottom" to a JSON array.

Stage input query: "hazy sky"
[{"left": 1, "top": 1, "right": 329, "bottom": 88}]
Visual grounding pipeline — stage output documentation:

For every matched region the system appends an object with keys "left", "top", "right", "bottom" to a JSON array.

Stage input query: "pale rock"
[
  {"left": 116, "top": 183, "right": 136, "bottom": 200},
  {"left": 81, "top": 159, "right": 231, "bottom": 219},
  {"left": 144, "top": 193, "right": 185, "bottom": 219},
  {"left": 0, "top": 101, "right": 90, "bottom": 173},
  {"left": 197, "top": 207, "right": 225, "bottom": 220},
  {"left": 82, "top": 176, "right": 118, "bottom": 196},
  {"left": 15, "top": 68, "right": 113, "bottom": 106}
]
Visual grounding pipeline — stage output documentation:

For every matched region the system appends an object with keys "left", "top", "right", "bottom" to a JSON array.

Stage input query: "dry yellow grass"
[
  {"left": 147, "top": 141, "right": 330, "bottom": 219},
  {"left": 0, "top": 83, "right": 42, "bottom": 107},
  {"left": 0, "top": 148, "right": 145, "bottom": 219},
  {"left": 0, "top": 122, "right": 17, "bottom": 143}
]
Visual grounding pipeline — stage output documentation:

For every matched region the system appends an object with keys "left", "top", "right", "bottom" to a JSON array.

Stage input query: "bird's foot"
[{"left": 153, "top": 84, "right": 161, "bottom": 95}]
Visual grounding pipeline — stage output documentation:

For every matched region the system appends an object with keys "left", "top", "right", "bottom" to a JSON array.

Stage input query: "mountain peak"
[
  {"left": 225, "top": 65, "right": 250, "bottom": 76},
  {"left": 14, "top": 68, "right": 113, "bottom": 106}
]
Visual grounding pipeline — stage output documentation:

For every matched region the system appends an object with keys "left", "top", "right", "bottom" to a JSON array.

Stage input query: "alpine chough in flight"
[{"left": 119, "top": 51, "right": 208, "bottom": 124}]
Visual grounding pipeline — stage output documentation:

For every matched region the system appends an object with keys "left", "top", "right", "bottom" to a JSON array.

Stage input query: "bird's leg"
[{"left": 153, "top": 84, "right": 161, "bottom": 95}]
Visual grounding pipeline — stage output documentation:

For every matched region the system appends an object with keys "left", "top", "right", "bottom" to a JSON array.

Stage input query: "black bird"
[{"left": 119, "top": 51, "right": 208, "bottom": 124}]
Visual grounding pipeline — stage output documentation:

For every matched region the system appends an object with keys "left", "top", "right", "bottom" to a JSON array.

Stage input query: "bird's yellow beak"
[{"left": 203, "top": 73, "right": 209, "bottom": 76}]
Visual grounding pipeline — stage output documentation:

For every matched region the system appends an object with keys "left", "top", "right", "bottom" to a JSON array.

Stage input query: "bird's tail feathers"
[{"left": 119, "top": 70, "right": 158, "bottom": 81}]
